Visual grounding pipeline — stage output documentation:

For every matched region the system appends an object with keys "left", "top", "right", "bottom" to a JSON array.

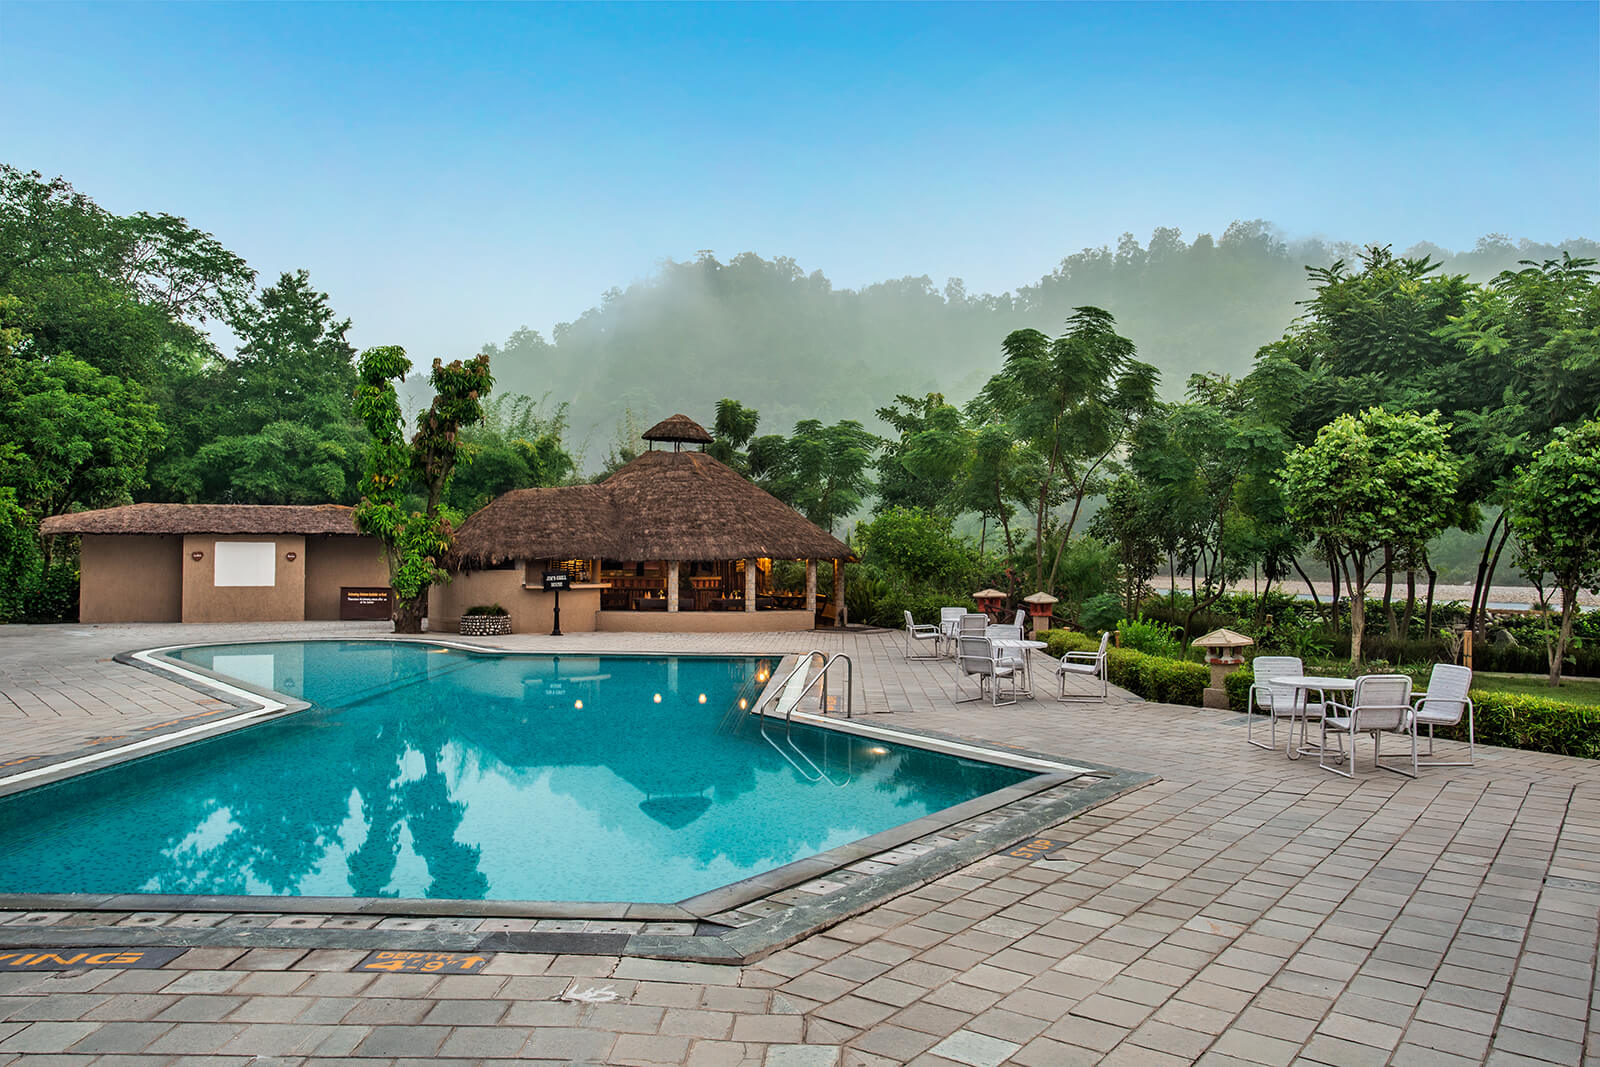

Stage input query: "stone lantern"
[
  {"left": 1022, "top": 592, "right": 1059, "bottom": 635},
  {"left": 1194, "top": 628, "right": 1254, "bottom": 710},
  {"left": 972, "top": 588, "right": 1007, "bottom": 621}
]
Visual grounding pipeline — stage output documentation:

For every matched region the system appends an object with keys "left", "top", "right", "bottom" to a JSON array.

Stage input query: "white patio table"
[
  {"left": 991, "top": 638, "right": 1048, "bottom": 698},
  {"left": 1269, "top": 674, "right": 1356, "bottom": 760}
]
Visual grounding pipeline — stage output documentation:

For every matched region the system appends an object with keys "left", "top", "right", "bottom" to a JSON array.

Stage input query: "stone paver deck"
[{"left": 0, "top": 621, "right": 1596, "bottom": 1065}]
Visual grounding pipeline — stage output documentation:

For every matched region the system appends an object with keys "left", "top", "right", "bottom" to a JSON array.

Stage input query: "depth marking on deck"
[
  {"left": 0, "top": 948, "right": 185, "bottom": 971},
  {"left": 1006, "top": 837, "right": 1064, "bottom": 859},
  {"left": 354, "top": 950, "right": 491, "bottom": 974}
]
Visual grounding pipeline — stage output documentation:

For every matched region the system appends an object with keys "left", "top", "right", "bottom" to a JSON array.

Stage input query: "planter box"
[{"left": 459, "top": 614, "right": 512, "bottom": 637}]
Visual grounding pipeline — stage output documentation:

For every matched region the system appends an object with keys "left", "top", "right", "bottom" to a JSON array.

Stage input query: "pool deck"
[{"left": 1, "top": 621, "right": 1596, "bottom": 1066}]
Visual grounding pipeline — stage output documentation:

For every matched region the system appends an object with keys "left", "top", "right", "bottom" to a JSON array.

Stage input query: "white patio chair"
[
  {"left": 1054, "top": 631, "right": 1109, "bottom": 702},
  {"left": 956, "top": 636, "right": 1017, "bottom": 706},
  {"left": 1412, "top": 663, "right": 1474, "bottom": 767},
  {"left": 1320, "top": 673, "right": 1417, "bottom": 779},
  {"left": 902, "top": 610, "right": 942, "bottom": 660},
  {"left": 987, "top": 623, "right": 1027, "bottom": 673},
  {"left": 1012, "top": 608, "right": 1028, "bottom": 632},
  {"left": 1245, "top": 655, "right": 1323, "bottom": 752},
  {"left": 939, "top": 607, "right": 967, "bottom": 656},
  {"left": 958, "top": 613, "right": 988, "bottom": 645}
]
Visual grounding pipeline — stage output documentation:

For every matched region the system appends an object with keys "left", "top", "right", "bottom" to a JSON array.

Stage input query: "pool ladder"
[{"left": 756, "top": 650, "right": 856, "bottom": 785}]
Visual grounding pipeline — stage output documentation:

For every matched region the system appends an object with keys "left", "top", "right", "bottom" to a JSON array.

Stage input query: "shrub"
[
  {"left": 1444, "top": 691, "right": 1600, "bottom": 759},
  {"left": 1038, "top": 629, "right": 1207, "bottom": 706},
  {"left": 1117, "top": 616, "right": 1182, "bottom": 659},
  {"left": 1078, "top": 593, "right": 1122, "bottom": 634},
  {"left": 855, "top": 507, "right": 979, "bottom": 587},
  {"left": 1226, "top": 666, "right": 1256, "bottom": 712},
  {"left": 463, "top": 603, "right": 508, "bottom": 616}
]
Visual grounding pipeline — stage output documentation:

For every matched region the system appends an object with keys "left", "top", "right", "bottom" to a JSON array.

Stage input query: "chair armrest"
[{"left": 1062, "top": 651, "right": 1101, "bottom": 663}]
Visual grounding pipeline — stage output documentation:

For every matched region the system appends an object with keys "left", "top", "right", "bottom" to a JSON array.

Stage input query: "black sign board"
[
  {"left": 354, "top": 950, "right": 490, "bottom": 974},
  {"left": 0, "top": 948, "right": 186, "bottom": 971},
  {"left": 542, "top": 571, "right": 571, "bottom": 591},
  {"left": 340, "top": 586, "right": 393, "bottom": 620},
  {"left": 1006, "top": 838, "right": 1063, "bottom": 860}
]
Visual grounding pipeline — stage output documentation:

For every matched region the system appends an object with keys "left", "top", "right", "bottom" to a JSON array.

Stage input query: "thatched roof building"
[
  {"left": 42, "top": 503, "right": 361, "bottom": 536},
  {"left": 452, "top": 436, "right": 851, "bottom": 567}
]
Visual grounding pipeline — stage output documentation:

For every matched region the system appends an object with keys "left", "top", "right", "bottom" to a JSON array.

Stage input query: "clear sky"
[{"left": 3, "top": 1, "right": 1597, "bottom": 360}]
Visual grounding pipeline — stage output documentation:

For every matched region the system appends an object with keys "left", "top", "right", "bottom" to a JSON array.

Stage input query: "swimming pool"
[{"left": 0, "top": 641, "right": 1034, "bottom": 904}]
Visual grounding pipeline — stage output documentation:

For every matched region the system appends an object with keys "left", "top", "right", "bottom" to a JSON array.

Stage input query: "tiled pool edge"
[
  {"left": 0, "top": 637, "right": 1160, "bottom": 963},
  {"left": 0, "top": 768, "right": 1156, "bottom": 964}
]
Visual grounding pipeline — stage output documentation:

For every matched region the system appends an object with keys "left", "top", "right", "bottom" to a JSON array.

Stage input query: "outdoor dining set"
[
  {"left": 1244, "top": 656, "right": 1476, "bottom": 778},
  {"left": 901, "top": 609, "right": 1477, "bottom": 778},
  {"left": 902, "top": 608, "right": 1110, "bottom": 707}
]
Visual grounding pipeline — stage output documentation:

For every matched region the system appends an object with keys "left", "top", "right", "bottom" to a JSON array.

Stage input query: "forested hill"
[{"left": 480, "top": 224, "right": 1600, "bottom": 460}]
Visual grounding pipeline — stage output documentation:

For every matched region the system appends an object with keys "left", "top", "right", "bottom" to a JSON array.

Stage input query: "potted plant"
[{"left": 460, "top": 603, "right": 512, "bottom": 636}]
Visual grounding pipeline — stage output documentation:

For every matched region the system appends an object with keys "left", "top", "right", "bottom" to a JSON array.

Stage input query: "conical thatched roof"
[
  {"left": 642, "top": 414, "right": 713, "bottom": 444},
  {"left": 451, "top": 449, "right": 852, "bottom": 566},
  {"left": 41, "top": 503, "right": 360, "bottom": 536}
]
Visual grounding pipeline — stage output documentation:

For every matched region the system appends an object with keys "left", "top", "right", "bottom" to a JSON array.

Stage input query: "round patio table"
[{"left": 1269, "top": 675, "right": 1355, "bottom": 760}]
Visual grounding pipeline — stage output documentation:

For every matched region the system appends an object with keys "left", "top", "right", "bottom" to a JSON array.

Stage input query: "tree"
[
  {"left": 874, "top": 393, "right": 965, "bottom": 514},
  {"left": 0, "top": 353, "right": 163, "bottom": 522},
  {"left": 707, "top": 398, "right": 760, "bottom": 472},
  {"left": 1281, "top": 408, "right": 1459, "bottom": 665},
  {"left": 352, "top": 347, "right": 493, "bottom": 633},
  {"left": 1089, "top": 474, "right": 1163, "bottom": 620},
  {"left": 1509, "top": 419, "right": 1600, "bottom": 686},
  {"left": 973, "top": 307, "right": 1158, "bottom": 591},
  {"left": 447, "top": 393, "right": 575, "bottom": 512},
  {"left": 750, "top": 419, "right": 878, "bottom": 533}
]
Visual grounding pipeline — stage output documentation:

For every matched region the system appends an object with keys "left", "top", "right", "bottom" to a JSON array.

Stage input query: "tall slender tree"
[{"left": 353, "top": 347, "right": 492, "bottom": 633}]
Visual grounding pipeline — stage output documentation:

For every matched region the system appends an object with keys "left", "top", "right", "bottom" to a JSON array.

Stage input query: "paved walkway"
[{"left": 0, "top": 622, "right": 1596, "bottom": 1066}]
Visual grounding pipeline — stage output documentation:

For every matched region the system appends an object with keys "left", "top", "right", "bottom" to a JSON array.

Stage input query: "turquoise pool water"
[{"left": 0, "top": 641, "right": 1032, "bottom": 903}]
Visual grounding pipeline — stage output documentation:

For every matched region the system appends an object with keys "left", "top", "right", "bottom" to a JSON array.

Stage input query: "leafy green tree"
[
  {"left": 1129, "top": 376, "right": 1251, "bottom": 642},
  {"left": 973, "top": 307, "right": 1158, "bottom": 590},
  {"left": 1281, "top": 408, "right": 1459, "bottom": 665},
  {"left": 750, "top": 419, "right": 878, "bottom": 533},
  {"left": 0, "top": 165, "right": 252, "bottom": 381},
  {"left": 1089, "top": 474, "right": 1163, "bottom": 620},
  {"left": 353, "top": 347, "right": 493, "bottom": 633},
  {"left": 707, "top": 398, "right": 761, "bottom": 472},
  {"left": 874, "top": 393, "right": 965, "bottom": 514},
  {"left": 1509, "top": 419, "right": 1600, "bottom": 686},
  {"left": 447, "top": 393, "right": 575, "bottom": 512},
  {"left": 185, "top": 420, "right": 368, "bottom": 505},
  {"left": 0, "top": 353, "right": 163, "bottom": 522},
  {"left": 855, "top": 507, "right": 976, "bottom": 587}
]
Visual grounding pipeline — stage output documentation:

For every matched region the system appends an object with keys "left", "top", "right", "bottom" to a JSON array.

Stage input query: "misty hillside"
[{"left": 478, "top": 223, "right": 1599, "bottom": 462}]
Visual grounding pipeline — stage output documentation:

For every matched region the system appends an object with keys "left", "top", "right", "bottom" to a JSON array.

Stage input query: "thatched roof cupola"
[{"left": 642, "top": 413, "right": 713, "bottom": 451}]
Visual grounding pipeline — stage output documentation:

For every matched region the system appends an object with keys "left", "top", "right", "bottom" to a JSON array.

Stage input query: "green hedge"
[
  {"left": 1224, "top": 665, "right": 1600, "bottom": 759},
  {"left": 1039, "top": 630, "right": 1209, "bottom": 707}
]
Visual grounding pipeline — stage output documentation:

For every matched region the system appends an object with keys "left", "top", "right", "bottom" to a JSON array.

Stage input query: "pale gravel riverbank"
[{"left": 1224, "top": 579, "right": 1599, "bottom": 609}]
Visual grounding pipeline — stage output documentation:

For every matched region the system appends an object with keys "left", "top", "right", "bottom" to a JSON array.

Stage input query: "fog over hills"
[{"left": 469, "top": 223, "right": 1598, "bottom": 466}]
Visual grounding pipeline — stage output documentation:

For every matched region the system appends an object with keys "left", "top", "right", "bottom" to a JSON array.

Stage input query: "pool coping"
[{"left": 0, "top": 637, "right": 1160, "bottom": 964}]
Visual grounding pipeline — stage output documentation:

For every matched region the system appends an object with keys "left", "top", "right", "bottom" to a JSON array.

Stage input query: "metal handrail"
[
  {"left": 757, "top": 650, "right": 854, "bottom": 722},
  {"left": 785, "top": 652, "right": 854, "bottom": 725},
  {"left": 759, "top": 650, "right": 828, "bottom": 716}
]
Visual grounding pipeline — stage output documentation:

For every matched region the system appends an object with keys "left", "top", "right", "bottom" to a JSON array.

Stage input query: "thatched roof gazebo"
[
  {"left": 641, "top": 413, "right": 713, "bottom": 451},
  {"left": 445, "top": 415, "right": 852, "bottom": 632}
]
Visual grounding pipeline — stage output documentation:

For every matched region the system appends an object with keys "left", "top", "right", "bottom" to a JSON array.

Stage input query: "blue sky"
[{"left": 3, "top": 1, "right": 1597, "bottom": 359}]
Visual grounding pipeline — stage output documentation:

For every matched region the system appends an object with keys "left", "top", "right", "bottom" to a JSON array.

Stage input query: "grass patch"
[{"left": 1472, "top": 672, "right": 1600, "bottom": 707}]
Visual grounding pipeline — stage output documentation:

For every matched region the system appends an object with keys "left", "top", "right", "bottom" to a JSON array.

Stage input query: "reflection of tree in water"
[{"left": 345, "top": 650, "right": 488, "bottom": 898}]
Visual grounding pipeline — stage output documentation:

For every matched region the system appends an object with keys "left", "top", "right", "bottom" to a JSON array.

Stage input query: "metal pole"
[{"left": 551, "top": 588, "right": 562, "bottom": 637}]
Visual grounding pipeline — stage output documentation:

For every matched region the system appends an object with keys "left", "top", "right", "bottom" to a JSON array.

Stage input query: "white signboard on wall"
[{"left": 213, "top": 541, "right": 276, "bottom": 587}]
